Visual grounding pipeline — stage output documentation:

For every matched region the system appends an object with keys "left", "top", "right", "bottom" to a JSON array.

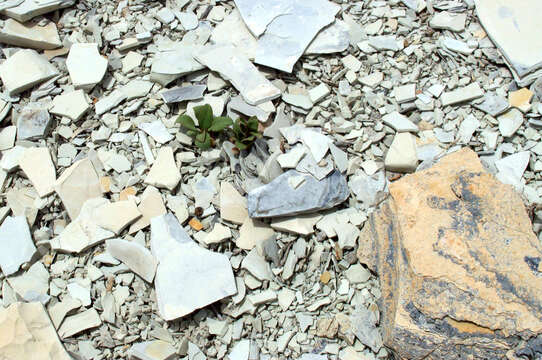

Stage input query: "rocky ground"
[{"left": 0, "top": 0, "right": 542, "bottom": 359}]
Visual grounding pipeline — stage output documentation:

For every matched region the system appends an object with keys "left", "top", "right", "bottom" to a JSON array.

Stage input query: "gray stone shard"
[
  {"left": 227, "top": 95, "right": 271, "bottom": 123},
  {"left": 306, "top": 20, "right": 350, "bottom": 55},
  {"left": 0, "top": 216, "right": 36, "bottom": 276},
  {"left": 1, "top": 0, "right": 75, "bottom": 23},
  {"left": 473, "top": 93, "right": 509, "bottom": 117},
  {"left": 150, "top": 213, "right": 236, "bottom": 321},
  {"left": 247, "top": 170, "right": 349, "bottom": 218},
  {"left": 160, "top": 84, "right": 206, "bottom": 104},
  {"left": 195, "top": 44, "right": 280, "bottom": 105},
  {"left": 476, "top": 0, "right": 542, "bottom": 86},
  {"left": 0, "top": 49, "right": 58, "bottom": 95},
  {"left": 252, "top": 0, "right": 340, "bottom": 73},
  {"left": 0, "top": 18, "right": 61, "bottom": 50},
  {"left": 16, "top": 103, "right": 51, "bottom": 140}
]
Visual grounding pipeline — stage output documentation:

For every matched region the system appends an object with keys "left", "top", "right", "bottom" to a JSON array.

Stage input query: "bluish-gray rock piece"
[
  {"left": 0, "top": 216, "right": 36, "bottom": 276},
  {"left": 160, "top": 84, "right": 206, "bottom": 104},
  {"left": 247, "top": 170, "right": 349, "bottom": 218},
  {"left": 16, "top": 103, "right": 51, "bottom": 140},
  {"left": 473, "top": 93, "right": 509, "bottom": 117},
  {"left": 150, "top": 213, "right": 236, "bottom": 321}
]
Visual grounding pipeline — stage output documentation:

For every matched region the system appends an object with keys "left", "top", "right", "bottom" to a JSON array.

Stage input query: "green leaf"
[
  {"left": 235, "top": 140, "right": 248, "bottom": 150},
  {"left": 209, "top": 116, "right": 233, "bottom": 132},
  {"left": 194, "top": 104, "right": 213, "bottom": 130},
  {"left": 195, "top": 130, "right": 207, "bottom": 143},
  {"left": 233, "top": 120, "right": 242, "bottom": 137},
  {"left": 247, "top": 116, "right": 259, "bottom": 131},
  {"left": 195, "top": 132, "right": 212, "bottom": 149},
  {"left": 186, "top": 130, "right": 198, "bottom": 137},
  {"left": 177, "top": 115, "right": 198, "bottom": 131}
]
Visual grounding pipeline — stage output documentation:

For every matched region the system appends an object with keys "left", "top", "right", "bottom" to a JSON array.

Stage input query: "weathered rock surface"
[
  {"left": 0, "top": 49, "right": 58, "bottom": 95},
  {"left": 66, "top": 43, "right": 107, "bottom": 90},
  {"left": 106, "top": 239, "right": 157, "bottom": 283},
  {"left": 151, "top": 213, "right": 236, "bottom": 321},
  {"left": 357, "top": 148, "right": 542, "bottom": 359},
  {"left": 0, "top": 215, "right": 35, "bottom": 276},
  {"left": 0, "top": 18, "right": 61, "bottom": 49},
  {"left": 54, "top": 158, "right": 102, "bottom": 220},
  {"left": 248, "top": 170, "right": 349, "bottom": 218},
  {"left": 0, "top": 302, "right": 71, "bottom": 360}
]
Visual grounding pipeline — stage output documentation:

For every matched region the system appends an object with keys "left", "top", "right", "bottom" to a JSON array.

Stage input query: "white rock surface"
[
  {"left": 382, "top": 112, "right": 419, "bottom": 133},
  {"left": 50, "top": 90, "right": 90, "bottom": 121},
  {"left": 441, "top": 83, "right": 484, "bottom": 106},
  {"left": 220, "top": 182, "right": 248, "bottom": 225},
  {"left": 54, "top": 158, "right": 102, "bottom": 220},
  {"left": 58, "top": 308, "right": 102, "bottom": 339},
  {"left": 384, "top": 132, "right": 418, "bottom": 173},
  {"left": 195, "top": 44, "right": 281, "bottom": 105},
  {"left": 144, "top": 147, "right": 180, "bottom": 191},
  {"left": 0, "top": 49, "right": 58, "bottom": 95},
  {"left": 0, "top": 216, "right": 36, "bottom": 276},
  {"left": 18, "top": 147, "right": 56, "bottom": 198},
  {"left": 50, "top": 198, "right": 115, "bottom": 254},
  {"left": 106, "top": 239, "right": 157, "bottom": 282},
  {"left": 94, "top": 199, "right": 141, "bottom": 234},
  {"left": 66, "top": 43, "right": 108, "bottom": 90},
  {"left": 0, "top": 18, "right": 61, "bottom": 49},
  {"left": 151, "top": 213, "right": 236, "bottom": 321}
]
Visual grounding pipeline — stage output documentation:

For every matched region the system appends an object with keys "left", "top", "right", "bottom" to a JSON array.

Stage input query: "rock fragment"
[
  {"left": 0, "top": 302, "right": 71, "bottom": 360},
  {"left": 0, "top": 49, "right": 58, "bottom": 95},
  {"left": 384, "top": 133, "right": 418, "bottom": 173},
  {"left": 144, "top": 147, "right": 181, "bottom": 191},
  {"left": 151, "top": 213, "right": 236, "bottom": 321},
  {"left": 50, "top": 198, "right": 115, "bottom": 253},
  {"left": 429, "top": 11, "right": 467, "bottom": 32},
  {"left": 129, "top": 186, "right": 167, "bottom": 233},
  {"left": 106, "top": 239, "right": 157, "bottom": 282},
  {"left": 94, "top": 199, "right": 141, "bottom": 234},
  {"left": 1, "top": 0, "right": 74, "bottom": 23},
  {"left": 58, "top": 308, "right": 102, "bottom": 339},
  {"left": 0, "top": 18, "right": 61, "bottom": 49},
  {"left": 248, "top": 170, "right": 349, "bottom": 218},
  {"left": 128, "top": 340, "right": 176, "bottom": 360},
  {"left": 358, "top": 148, "right": 542, "bottom": 358},
  {"left": 66, "top": 43, "right": 107, "bottom": 90},
  {"left": 50, "top": 90, "right": 90, "bottom": 121},
  {"left": 220, "top": 182, "right": 248, "bottom": 225},
  {"left": 18, "top": 147, "right": 55, "bottom": 198},
  {"left": 440, "top": 82, "right": 484, "bottom": 106},
  {"left": 0, "top": 216, "right": 35, "bottom": 276},
  {"left": 195, "top": 44, "right": 281, "bottom": 105},
  {"left": 160, "top": 84, "right": 206, "bottom": 104},
  {"left": 54, "top": 158, "right": 102, "bottom": 220},
  {"left": 382, "top": 112, "right": 418, "bottom": 133},
  {"left": 16, "top": 103, "right": 51, "bottom": 140},
  {"left": 498, "top": 108, "right": 523, "bottom": 137}
]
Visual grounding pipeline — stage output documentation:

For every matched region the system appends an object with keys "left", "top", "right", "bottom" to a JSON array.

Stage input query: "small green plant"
[
  {"left": 232, "top": 116, "right": 262, "bottom": 150},
  {"left": 177, "top": 104, "right": 233, "bottom": 149}
]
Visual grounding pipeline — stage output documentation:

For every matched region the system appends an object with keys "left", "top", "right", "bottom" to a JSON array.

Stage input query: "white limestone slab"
[{"left": 195, "top": 44, "right": 281, "bottom": 105}]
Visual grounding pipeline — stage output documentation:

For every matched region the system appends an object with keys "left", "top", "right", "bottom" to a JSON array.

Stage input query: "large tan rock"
[
  {"left": 0, "top": 302, "right": 71, "bottom": 360},
  {"left": 358, "top": 148, "right": 542, "bottom": 359}
]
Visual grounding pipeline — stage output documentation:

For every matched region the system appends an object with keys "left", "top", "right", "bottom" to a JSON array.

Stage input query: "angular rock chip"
[
  {"left": 128, "top": 340, "right": 176, "bottom": 360},
  {"left": 129, "top": 186, "right": 167, "bottom": 234},
  {"left": 220, "top": 182, "right": 248, "bottom": 225},
  {"left": 248, "top": 170, "right": 349, "bottom": 218},
  {"left": 16, "top": 103, "right": 51, "bottom": 140},
  {"left": 0, "top": 18, "right": 61, "bottom": 49},
  {"left": 58, "top": 308, "right": 101, "bottom": 339},
  {"left": 160, "top": 84, "right": 206, "bottom": 104},
  {"left": 94, "top": 199, "right": 141, "bottom": 234},
  {"left": 252, "top": 0, "right": 340, "bottom": 73},
  {"left": 7, "top": 262, "right": 49, "bottom": 304},
  {"left": 195, "top": 44, "right": 281, "bottom": 105},
  {"left": 1, "top": 0, "right": 74, "bottom": 23},
  {"left": 440, "top": 82, "right": 484, "bottom": 106},
  {"left": 144, "top": 147, "right": 181, "bottom": 191},
  {"left": 50, "top": 198, "right": 115, "bottom": 254},
  {"left": 50, "top": 90, "right": 90, "bottom": 121},
  {"left": 66, "top": 43, "right": 108, "bottom": 91},
  {"left": 0, "top": 302, "right": 71, "bottom": 360},
  {"left": 0, "top": 216, "right": 35, "bottom": 276},
  {"left": 358, "top": 148, "right": 542, "bottom": 359},
  {"left": 106, "top": 239, "right": 157, "bottom": 283},
  {"left": 138, "top": 121, "right": 174, "bottom": 144},
  {"left": 54, "top": 158, "right": 102, "bottom": 220},
  {"left": 306, "top": 20, "right": 350, "bottom": 55},
  {"left": 476, "top": 0, "right": 542, "bottom": 86},
  {"left": 0, "top": 49, "right": 58, "bottom": 95},
  {"left": 384, "top": 132, "right": 418, "bottom": 173},
  {"left": 18, "top": 147, "right": 56, "bottom": 198},
  {"left": 151, "top": 213, "right": 236, "bottom": 321}
]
